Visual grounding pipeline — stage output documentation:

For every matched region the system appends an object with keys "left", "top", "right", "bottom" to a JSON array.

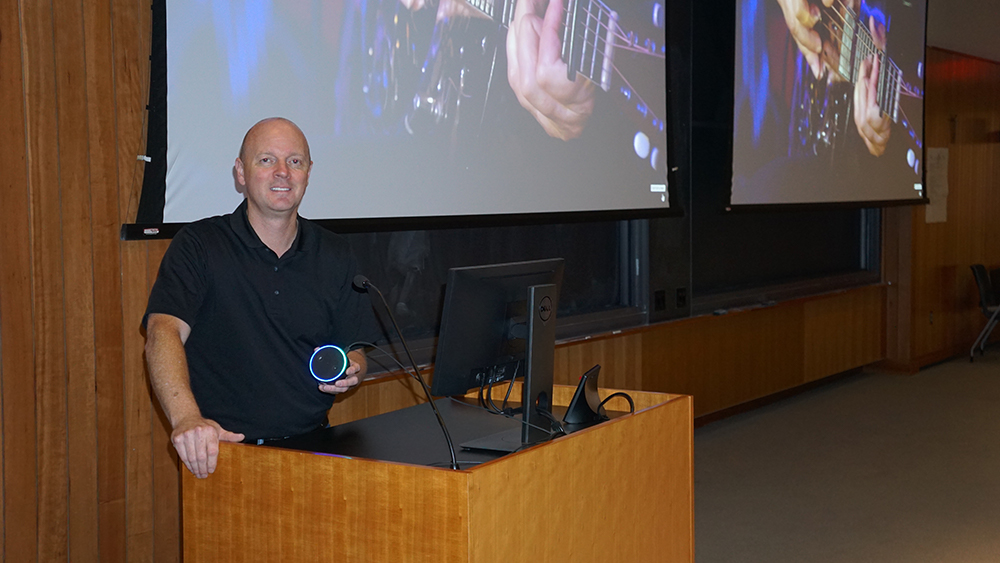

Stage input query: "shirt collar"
[{"left": 229, "top": 199, "right": 305, "bottom": 256}]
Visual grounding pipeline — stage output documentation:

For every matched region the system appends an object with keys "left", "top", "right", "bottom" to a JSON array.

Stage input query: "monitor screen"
[{"left": 431, "top": 258, "right": 564, "bottom": 397}]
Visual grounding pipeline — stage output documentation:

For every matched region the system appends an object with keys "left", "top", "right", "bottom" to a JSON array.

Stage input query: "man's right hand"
[
  {"left": 776, "top": 0, "right": 834, "bottom": 79},
  {"left": 147, "top": 313, "right": 246, "bottom": 478},
  {"left": 171, "top": 415, "right": 244, "bottom": 478}
]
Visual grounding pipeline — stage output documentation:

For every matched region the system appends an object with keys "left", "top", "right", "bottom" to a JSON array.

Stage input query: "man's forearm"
[{"left": 145, "top": 318, "right": 201, "bottom": 428}]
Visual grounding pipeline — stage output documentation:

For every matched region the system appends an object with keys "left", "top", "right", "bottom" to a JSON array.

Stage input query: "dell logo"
[{"left": 538, "top": 296, "right": 553, "bottom": 322}]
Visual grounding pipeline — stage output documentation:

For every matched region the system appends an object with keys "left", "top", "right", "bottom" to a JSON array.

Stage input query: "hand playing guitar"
[
  {"left": 776, "top": 0, "right": 836, "bottom": 79},
  {"left": 778, "top": 0, "right": 891, "bottom": 156},
  {"left": 853, "top": 15, "right": 889, "bottom": 156},
  {"left": 507, "top": 0, "right": 596, "bottom": 140},
  {"left": 399, "top": 0, "right": 489, "bottom": 20}
]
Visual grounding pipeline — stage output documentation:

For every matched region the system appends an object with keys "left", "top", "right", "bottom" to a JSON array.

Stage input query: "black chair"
[{"left": 970, "top": 265, "right": 1000, "bottom": 361}]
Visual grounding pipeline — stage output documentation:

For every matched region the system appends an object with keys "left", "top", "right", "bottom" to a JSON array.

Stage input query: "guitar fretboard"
[
  {"left": 830, "top": 6, "right": 902, "bottom": 122},
  {"left": 464, "top": 0, "right": 516, "bottom": 27},
  {"left": 462, "top": 0, "right": 617, "bottom": 92},
  {"left": 561, "top": 0, "right": 617, "bottom": 91}
]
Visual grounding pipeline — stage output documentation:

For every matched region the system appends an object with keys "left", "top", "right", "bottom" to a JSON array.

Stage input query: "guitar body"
[
  {"left": 398, "top": 0, "right": 668, "bottom": 180},
  {"left": 792, "top": 69, "right": 853, "bottom": 163},
  {"left": 404, "top": 15, "right": 504, "bottom": 149},
  {"left": 360, "top": 0, "right": 423, "bottom": 133}
]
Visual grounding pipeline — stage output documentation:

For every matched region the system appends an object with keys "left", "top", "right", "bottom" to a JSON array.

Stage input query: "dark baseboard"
[
  {"left": 870, "top": 358, "right": 921, "bottom": 374},
  {"left": 694, "top": 368, "right": 864, "bottom": 429}
]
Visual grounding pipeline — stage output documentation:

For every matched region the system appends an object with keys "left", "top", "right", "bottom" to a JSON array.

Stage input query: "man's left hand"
[
  {"left": 507, "top": 0, "right": 595, "bottom": 140},
  {"left": 853, "top": 15, "right": 889, "bottom": 157},
  {"left": 853, "top": 55, "right": 890, "bottom": 156},
  {"left": 318, "top": 349, "right": 367, "bottom": 394}
]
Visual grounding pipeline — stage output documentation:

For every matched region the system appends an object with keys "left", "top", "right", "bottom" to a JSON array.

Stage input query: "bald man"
[{"left": 144, "top": 118, "right": 377, "bottom": 478}]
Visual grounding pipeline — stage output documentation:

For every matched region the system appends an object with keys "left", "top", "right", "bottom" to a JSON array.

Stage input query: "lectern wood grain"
[{"left": 183, "top": 387, "right": 693, "bottom": 563}]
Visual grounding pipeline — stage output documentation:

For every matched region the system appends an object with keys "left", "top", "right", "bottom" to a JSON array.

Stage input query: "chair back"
[{"left": 971, "top": 264, "right": 998, "bottom": 314}]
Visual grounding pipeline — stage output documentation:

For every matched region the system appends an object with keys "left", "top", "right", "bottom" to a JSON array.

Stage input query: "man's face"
[{"left": 235, "top": 119, "right": 312, "bottom": 220}]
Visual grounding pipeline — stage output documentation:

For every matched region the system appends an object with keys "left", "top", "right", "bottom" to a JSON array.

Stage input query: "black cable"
[
  {"left": 478, "top": 373, "right": 489, "bottom": 410},
  {"left": 355, "top": 278, "right": 461, "bottom": 471},
  {"left": 598, "top": 392, "right": 635, "bottom": 414},
  {"left": 429, "top": 460, "right": 485, "bottom": 468},
  {"left": 446, "top": 397, "right": 560, "bottom": 438},
  {"left": 535, "top": 408, "right": 566, "bottom": 437},
  {"left": 485, "top": 369, "right": 504, "bottom": 414},
  {"left": 349, "top": 341, "right": 419, "bottom": 384},
  {"left": 501, "top": 361, "right": 519, "bottom": 411}
]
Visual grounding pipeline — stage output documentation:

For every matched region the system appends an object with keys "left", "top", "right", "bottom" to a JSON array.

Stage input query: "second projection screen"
[{"left": 731, "top": 0, "right": 926, "bottom": 206}]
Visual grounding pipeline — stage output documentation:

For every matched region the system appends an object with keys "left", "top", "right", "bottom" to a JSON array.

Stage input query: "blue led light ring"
[{"left": 309, "top": 344, "right": 349, "bottom": 383}]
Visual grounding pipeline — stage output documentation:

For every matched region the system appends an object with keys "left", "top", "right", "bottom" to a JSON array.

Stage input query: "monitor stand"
[
  {"left": 460, "top": 283, "right": 557, "bottom": 453},
  {"left": 460, "top": 426, "right": 528, "bottom": 453}
]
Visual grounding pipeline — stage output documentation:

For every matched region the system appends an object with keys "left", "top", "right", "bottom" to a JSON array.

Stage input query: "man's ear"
[{"left": 235, "top": 158, "right": 246, "bottom": 185}]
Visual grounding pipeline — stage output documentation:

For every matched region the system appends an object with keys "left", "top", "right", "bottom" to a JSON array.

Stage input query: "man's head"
[{"left": 235, "top": 117, "right": 313, "bottom": 222}]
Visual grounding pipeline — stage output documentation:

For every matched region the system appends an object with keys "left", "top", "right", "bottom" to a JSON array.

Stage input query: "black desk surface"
[{"left": 269, "top": 399, "right": 531, "bottom": 469}]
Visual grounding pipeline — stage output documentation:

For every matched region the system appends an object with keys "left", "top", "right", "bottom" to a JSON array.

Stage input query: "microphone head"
[
  {"left": 353, "top": 274, "right": 370, "bottom": 291},
  {"left": 309, "top": 345, "right": 348, "bottom": 383}
]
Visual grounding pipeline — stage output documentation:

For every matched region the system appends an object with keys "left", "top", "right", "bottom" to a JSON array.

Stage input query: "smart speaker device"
[{"left": 309, "top": 345, "right": 348, "bottom": 383}]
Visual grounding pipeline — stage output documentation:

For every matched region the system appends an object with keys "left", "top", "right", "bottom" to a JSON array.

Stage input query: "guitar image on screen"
[
  {"left": 791, "top": 0, "right": 923, "bottom": 175},
  {"left": 364, "top": 0, "right": 668, "bottom": 173}
]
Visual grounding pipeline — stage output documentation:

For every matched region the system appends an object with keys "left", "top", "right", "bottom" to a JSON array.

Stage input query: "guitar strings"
[
  {"left": 824, "top": 0, "right": 897, "bottom": 105},
  {"left": 559, "top": 4, "right": 664, "bottom": 59},
  {"left": 556, "top": 4, "right": 664, "bottom": 125},
  {"left": 812, "top": 2, "right": 904, "bottom": 116}
]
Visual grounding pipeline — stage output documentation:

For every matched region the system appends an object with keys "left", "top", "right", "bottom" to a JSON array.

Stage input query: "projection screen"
[
  {"left": 731, "top": 0, "right": 926, "bottom": 206},
  {"left": 157, "top": 0, "right": 671, "bottom": 224}
]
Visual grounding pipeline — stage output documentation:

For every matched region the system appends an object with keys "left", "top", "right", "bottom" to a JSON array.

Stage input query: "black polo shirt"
[{"left": 144, "top": 200, "right": 378, "bottom": 440}]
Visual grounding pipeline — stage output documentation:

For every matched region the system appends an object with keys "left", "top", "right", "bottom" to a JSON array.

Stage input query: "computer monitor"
[{"left": 432, "top": 258, "right": 564, "bottom": 446}]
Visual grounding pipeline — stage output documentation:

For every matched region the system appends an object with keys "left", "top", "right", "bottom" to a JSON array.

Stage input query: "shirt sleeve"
[{"left": 143, "top": 226, "right": 209, "bottom": 330}]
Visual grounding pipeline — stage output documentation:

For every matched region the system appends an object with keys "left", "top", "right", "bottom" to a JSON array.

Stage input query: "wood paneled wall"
[
  {"left": 910, "top": 49, "right": 1000, "bottom": 364},
  {"left": 555, "top": 285, "right": 885, "bottom": 417},
  {"left": 0, "top": 0, "right": 917, "bottom": 560},
  {"left": 0, "top": 0, "right": 177, "bottom": 561}
]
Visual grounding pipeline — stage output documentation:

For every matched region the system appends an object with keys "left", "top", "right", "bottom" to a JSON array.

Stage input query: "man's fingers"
[
  {"left": 205, "top": 435, "right": 220, "bottom": 475},
  {"left": 319, "top": 374, "right": 361, "bottom": 394},
  {"left": 854, "top": 59, "right": 890, "bottom": 157},
  {"left": 798, "top": 48, "right": 822, "bottom": 79},
  {"left": 514, "top": 0, "right": 542, "bottom": 19},
  {"left": 515, "top": 16, "right": 542, "bottom": 97},
  {"left": 794, "top": 1, "right": 820, "bottom": 28},
  {"left": 193, "top": 427, "right": 212, "bottom": 477},
  {"left": 789, "top": 25, "right": 822, "bottom": 60},
  {"left": 782, "top": 0, "right": 821, "bottom": 61},
  {"left": 855, "top": 58, "right": 870, "bottom": 109},
  {"left": 536, "top": 0, "right": 564, "bottom": 68},
  {"left": 174, "top": 433, "right": 200, "bottom": 476},
  {"left": 219, "top": 430, "right": 245, "bottom": 443},
  {"left": 868, "top": 55, "right": 880, "bottom": 108},
  {"left": 171, "top": 420, "right": 224, "bottom": 478},
  {"left": 174, "top": 436, "right": 197, "bottom": 475},
  {"left": 335, "top": 374, "right": 360, "bottom": 387}
]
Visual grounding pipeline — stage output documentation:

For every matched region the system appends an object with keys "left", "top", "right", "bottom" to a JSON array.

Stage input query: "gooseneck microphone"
[{"left": 354, "top": 275, "right": 460, "bottom": 471}]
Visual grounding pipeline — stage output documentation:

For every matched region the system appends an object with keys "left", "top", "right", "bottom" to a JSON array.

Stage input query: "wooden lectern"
[{"left": 182, "top": 384, "right": 693, "bottom": 562}]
